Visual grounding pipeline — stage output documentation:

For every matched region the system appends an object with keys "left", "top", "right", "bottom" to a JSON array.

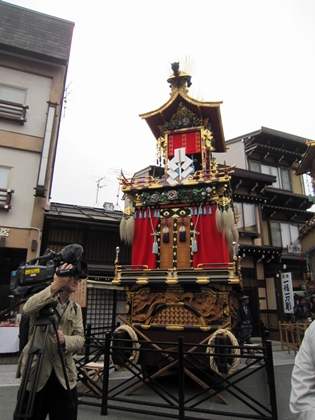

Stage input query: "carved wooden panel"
[
  {"left": 131, "top": 287, "right": 230, "bottom": 326},
  {"left": 151, "top": 305, "right": 200, "bottom": 326}
]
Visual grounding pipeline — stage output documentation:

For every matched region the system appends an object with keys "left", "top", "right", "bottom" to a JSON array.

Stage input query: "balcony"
[
  {"left": 0, "top": 188, "right": 14, "bottom": 210},
  {"left": 0, "top": 99, "right": 29, "bottom": 124}
]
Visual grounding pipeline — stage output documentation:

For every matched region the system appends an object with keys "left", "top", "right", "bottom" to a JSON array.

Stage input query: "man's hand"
[
  {"left": 50, "top": 263, "right": 73, "bottom": 296},
  {"left": 54, "top": 330, "right": 65, "bottom": 345}
]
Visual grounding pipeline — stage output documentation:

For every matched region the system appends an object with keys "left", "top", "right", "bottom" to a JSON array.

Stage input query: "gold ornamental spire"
[{"left": 167, "top": 62, "right": 192, "bottom": 95}]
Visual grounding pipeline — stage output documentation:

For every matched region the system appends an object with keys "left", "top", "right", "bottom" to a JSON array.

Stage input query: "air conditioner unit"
[
  {"left": 103, "top": 202, "right": 114, "bottom": 211},
  {"left": 287, "top": 244, "right": 302, "bottom": 254}
]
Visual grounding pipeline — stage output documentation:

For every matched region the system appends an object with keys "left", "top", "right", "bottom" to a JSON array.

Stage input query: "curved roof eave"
[
  {"left": 139, "top": 91, "right": 223, "bottom": 119},
  {"left": 295, "top": 141, "right": 315, "bottom": 176},
  {"left": 139, "top": 90, "right": 226, "bottom": 152}
]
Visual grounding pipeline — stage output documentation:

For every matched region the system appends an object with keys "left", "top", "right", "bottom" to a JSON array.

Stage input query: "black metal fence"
[{"left": 76, "top": 325, "right": 277, "bottom": 420}]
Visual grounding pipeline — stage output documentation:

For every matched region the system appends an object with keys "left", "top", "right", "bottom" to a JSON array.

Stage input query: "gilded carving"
[{"left": 131, "top": 287, "right": 230, "bottom": 325}]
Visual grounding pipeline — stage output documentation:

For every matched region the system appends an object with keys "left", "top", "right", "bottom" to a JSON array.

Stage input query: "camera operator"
[{"left": 15, "top": 263, "right": 85, "bottom": 420}]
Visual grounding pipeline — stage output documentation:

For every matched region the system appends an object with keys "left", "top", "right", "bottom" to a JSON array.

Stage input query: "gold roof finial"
[{"left": 167, "top": 62, "right": 192, "bottom": 94}]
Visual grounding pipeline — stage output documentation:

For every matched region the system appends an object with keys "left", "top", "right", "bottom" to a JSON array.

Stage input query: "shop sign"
[{"left": 281, "top": 272, "right": 294, "bottom": 314}]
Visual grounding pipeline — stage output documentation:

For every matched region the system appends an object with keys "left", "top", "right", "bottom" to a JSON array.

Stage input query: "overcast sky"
[{"left": 6, "top": 0, "right": 315, "bottom": 209}]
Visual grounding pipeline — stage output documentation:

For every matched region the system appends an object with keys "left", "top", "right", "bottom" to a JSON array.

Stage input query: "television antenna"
[
  {"left": 92, "top": 176, "right": 107, "bottom": 207},
  {"left": 62, "top": 81, "right": 73, "bottom": 119}
]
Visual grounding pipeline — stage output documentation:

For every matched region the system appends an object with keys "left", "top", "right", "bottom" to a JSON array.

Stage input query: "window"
[
  {"left": 86, "top": 288, "right": 126, "bottom": 337},
  {"left": 0, "top": 84, "right": 28, "bottom": 124},
  {"left": 270, "top": 222, "right": 300, "bottom": 248},
  {"left": 0, "top": 166, "right": 11, "bottom": 189},
  {"left": 249, "top": 161, "right": 292, "bottom": 191},
  {"left": 235, "top": 202, "right": 257, "bottom": 232},
  {"left": 0, "top": 165, "right": 14, "bottom": 209}
]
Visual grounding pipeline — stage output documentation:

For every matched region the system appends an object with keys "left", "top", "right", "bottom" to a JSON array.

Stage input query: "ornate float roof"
[
  {"left": 139, "top": 63, "right": 227, "bottom": 152},
  {"left": 295, "top": 140, "right": 315, "bottom": 177}
]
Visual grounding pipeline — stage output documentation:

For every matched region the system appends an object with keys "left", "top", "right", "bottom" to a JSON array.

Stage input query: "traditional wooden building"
[
  {"left": 40, "top": 202, "right": 131, "bottom": 328},
  {"left": 215, "top": 128, "right": 314, "bottom": 338},
  {"left": 0, "top": 2, "right": 74, "bottom": 311},
  {"left": 295, "top": 140, "right": 315, "bottom": 294}
]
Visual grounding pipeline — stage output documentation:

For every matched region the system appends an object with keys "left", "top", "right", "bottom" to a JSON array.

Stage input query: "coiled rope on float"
[
  {"left": 206, "top": 329, "right": 241, "bottom": 376},
  {"left": 110, "top": 324, "right": 141, "bottom": 371}
]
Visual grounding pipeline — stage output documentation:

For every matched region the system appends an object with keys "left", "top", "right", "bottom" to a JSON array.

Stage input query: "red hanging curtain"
[
  {"left": 132, "top": 209, "right": 159, "bottom": 269},
  {"left": 192, "top": 205, "right": 230, "bottom": 268},
  {"left": 168, "top": 131, "right": 201, "bottom": 157}
]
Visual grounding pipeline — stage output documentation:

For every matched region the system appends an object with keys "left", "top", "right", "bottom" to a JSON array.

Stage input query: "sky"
[{"left": 6, "top": 0, "right": 315, "bottom": 209}]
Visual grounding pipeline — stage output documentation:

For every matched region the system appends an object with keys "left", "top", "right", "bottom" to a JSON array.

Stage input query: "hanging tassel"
[
  {"left": 151, "top": 233, "right": 159, "bottom": 254},
  {"left": 216, "top": 207, "right": 222, "bottom": 232},
  {"left": 179, "top": 218, "right": 186, "bottom": 242},
  {"left": 225, "top": 229, "right": 233, "bottom": 251},
  {"left": 162, "top": 219, "right": 170, "bottom": 243},
  {"left": 232, "top": 225, "right": 239, "bottom": 243},
  {"left": 152, "top": 241, "right": 158, "bottom": 254},
  {"left": 192, "top": 232, "right": 198, "bottom": 252},
  {"left": 221, "top": 209, "right": 229, "bottom": 232},
  {"left": 163, "top": 227, "right": 169, "bottom": 243},
  {"left": 119, "top": 218, "right": 127, "bottom": 242},
  {"left": 179, "top": 226, "right": 186, "bottom": 242},
  {"left": 227, "top": 206, "right": 234, "bottom": 228},
  {"left": 125, "top": 216, "right": 135, "bottom": 245}
]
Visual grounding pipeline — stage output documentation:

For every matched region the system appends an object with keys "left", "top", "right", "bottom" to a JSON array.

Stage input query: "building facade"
[
  {"left": 215, "top": 127, "right": 314, "bottom": 338},
  {"left": 295, "top": 140, "right": 315, "bottom": 296},
  {"left": 41, "top": 202, "right": 131, "bottom": 329},
  {"left": 0, "top": 2, "right": 74, "bottom": 310}
]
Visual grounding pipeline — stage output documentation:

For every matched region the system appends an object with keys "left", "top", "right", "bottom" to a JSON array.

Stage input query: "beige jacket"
[
  {"left": 290, "top": 320, "right": 315, "bottom": 419},
  {"left": 17, "top": 285, "right": 85, "bottom": 391}
]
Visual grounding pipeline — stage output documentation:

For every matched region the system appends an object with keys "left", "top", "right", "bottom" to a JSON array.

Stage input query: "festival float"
[{"left": 112, "top": 63, "right": 242, "bottom": 367}]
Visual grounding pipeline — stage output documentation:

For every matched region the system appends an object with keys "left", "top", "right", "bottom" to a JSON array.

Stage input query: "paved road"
[{"left": 1, "top": 345, "right": 297, "bottom": 420}]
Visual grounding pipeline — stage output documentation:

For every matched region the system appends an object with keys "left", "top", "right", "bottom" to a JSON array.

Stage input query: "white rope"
[
  {"left": 206, "top": 329, "right": 241, "bottom": 376},
  {"left": 149, "top": 208, "right": 159, "bottom": 254},
  {"left": 110, "top": 325, "right": 141, "bottom": 371},
  {"left": 192, "top": 203, "right": 202, "bottom": 252}
]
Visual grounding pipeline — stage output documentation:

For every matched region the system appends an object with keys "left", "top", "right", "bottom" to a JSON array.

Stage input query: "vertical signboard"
[
  {"left": 71, "top": 278, "right": 87, "bottom": 307},
  {"left": 281, "top": 272, "right": 294, "bottom": 314}
]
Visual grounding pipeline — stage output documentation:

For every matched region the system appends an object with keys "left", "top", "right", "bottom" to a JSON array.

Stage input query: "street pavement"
[{"left": 0, "top": 342, "right": 297, "bottom": 420}]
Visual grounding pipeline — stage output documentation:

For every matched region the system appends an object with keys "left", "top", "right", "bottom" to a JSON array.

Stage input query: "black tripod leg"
[
  {"left": 14, "top": 323, "right": 51, "bottom": 419},
  {"left": 14, "top": 307, "right": 77, "bottom": 420},
  {"left": 51, "top": 318, "right": 77, "bottom": 419}
]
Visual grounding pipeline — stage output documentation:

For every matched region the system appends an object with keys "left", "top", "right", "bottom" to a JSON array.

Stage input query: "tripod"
[{"left": 13, "top": 302, "right": 76, "bottom": 419}]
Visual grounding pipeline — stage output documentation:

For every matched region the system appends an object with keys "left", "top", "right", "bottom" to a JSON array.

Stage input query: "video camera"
[{"left": 10, "top": 244, "right": 88, "bottom": 298}]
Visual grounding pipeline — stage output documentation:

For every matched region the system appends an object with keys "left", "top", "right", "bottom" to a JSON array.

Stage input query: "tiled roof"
[
  {"left": 0, "top": 1, "right": 74, "bottom": 64},
  {"left": 46, "top": 202, "right": 123, "bottom": 224}
]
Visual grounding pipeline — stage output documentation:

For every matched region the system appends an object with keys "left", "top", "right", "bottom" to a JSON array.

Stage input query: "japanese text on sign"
[{"left": 281, "top": 272, "right": 294, "bottom": 314}]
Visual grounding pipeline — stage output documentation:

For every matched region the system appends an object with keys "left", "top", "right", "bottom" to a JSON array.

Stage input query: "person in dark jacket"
[
  {"left": 237, "top": 295, "right": 253, "bottom": 348},
  {"left": 293, "top": 298, "right": 311, "bottom": 323}
]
